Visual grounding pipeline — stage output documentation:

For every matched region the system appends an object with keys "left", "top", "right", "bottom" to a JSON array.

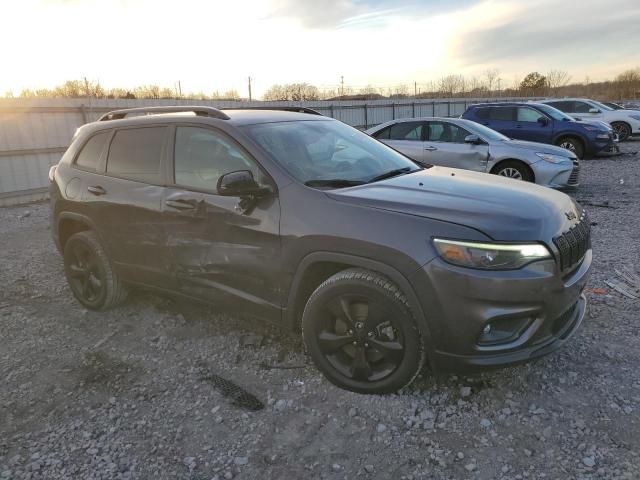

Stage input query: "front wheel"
[
  {"left": 493, "top": 161, "right": 533, "bottom": 182},
  {"left": 556, "top": 137, "right": 585, "bottom": 159},
  {"left": 611, "top": 122, "right": 631, "bottom": 142},
  {"left": 302, "top": 269, "right": 425, "bottom": 394}
]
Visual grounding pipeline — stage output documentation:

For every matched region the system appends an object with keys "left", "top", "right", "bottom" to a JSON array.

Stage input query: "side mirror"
[
  {"left": 588, "top": 108, "right": 600, "bottom": 114},
  {"left": 537, "top": 116, "right": 549, "bottom": 126},
  {"left": 464, "top": 134, "right": 481, "bottom": 144},
  {"left": 217, "top": 170, "right": 272, "bottom": 197}
]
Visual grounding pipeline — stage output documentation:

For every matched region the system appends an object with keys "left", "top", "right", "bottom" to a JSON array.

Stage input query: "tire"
[
  {"left": 493, "top": 160, "right": 533, "bottom": 182},
  {"left": 302, "top": 268, "right": 425, "bottom": 394},
  {"left": 63, "top": 231, "right": 127, "bottom": 310},
  {"left": 556, "top": 137, "right": 585, "bottom": 159},
  {"left": 611, "top": 122, "right": 631, "bottom": 142}
]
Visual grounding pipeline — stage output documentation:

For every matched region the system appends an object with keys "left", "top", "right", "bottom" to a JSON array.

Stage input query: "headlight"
[
  {"left": 629, "top": 114, "right": 640, "bottom": 121},
  {"left": 433, "top": 238, "right": 552, "bottom": 270},
  {"left": 535, "top": 152, "right": 572, "bottom": 164}
]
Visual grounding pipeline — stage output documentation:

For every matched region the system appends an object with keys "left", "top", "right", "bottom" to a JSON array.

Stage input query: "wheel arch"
[
  {"left": 490, "top": 159, "right": 535, "bottom": 183},
  {"left": 553, "top": 133, "right": 586, "bottom": 149},
  {"left": 285, "top": 252, "right": 435, "bottom": 352},
  {"left": 57, "top": 212, "right": 100, "bottom": 253}
]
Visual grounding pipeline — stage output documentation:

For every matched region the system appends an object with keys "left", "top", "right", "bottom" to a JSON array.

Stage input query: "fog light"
[{"left": 478, "top": 316, "right": 532, "bottom": 346}]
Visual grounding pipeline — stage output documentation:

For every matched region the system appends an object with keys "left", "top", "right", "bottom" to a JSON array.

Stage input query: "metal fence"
[{"left": 0, "top": 96, "right": 542, "bottom": 206}]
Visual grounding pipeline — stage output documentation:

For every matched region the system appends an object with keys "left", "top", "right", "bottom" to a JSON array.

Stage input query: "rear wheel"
[
  {"left": 556, "top": 137, "right": 585, "bottom": 159},
  {"left": 493, "top": 160, "right": 533, "bottom": 182},
  {"left": 302, "top": 269, "right": 424, "bottom": 394},
  {"left": 63, "top": 231, "right": 127, "bottom": 310},
  {"left": 611, "top": 122, "right": 631, "bottom": 142}
]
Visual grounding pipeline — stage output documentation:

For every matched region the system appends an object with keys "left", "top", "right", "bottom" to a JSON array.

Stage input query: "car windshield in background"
[
  {"left": 536, "top": 104, "right": 573, "bottom": 121},
  {"left": 243, "top": 120, "right": 421, "bottom": 187},
  {"left": 466, "top": 122, "right": 510, "bottom": 142}
]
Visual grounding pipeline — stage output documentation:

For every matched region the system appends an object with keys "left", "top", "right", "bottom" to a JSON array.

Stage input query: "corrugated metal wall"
[{"left": 0, "top": 96, "right": 539, "bottom": 205}]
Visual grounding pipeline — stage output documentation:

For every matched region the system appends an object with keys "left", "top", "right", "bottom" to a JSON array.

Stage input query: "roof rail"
[
  {"left": 98, "top": 106, "right": 230, "bottom": 121},
  {"left": 221, "top": 106, "right": 323, "bottom": 116}
]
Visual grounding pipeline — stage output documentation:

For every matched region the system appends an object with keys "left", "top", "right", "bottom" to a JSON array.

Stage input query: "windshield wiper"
[
  {"left": 304, "top": 179, "right": 366, "bottom": 188},
  {"left": 367, "top": 167, "right": 416, "bottom": 183}
]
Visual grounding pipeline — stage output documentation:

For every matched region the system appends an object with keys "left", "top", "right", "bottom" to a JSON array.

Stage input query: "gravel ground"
[{"left": 1, "top": 141, "right": 640, "bottom": 480}]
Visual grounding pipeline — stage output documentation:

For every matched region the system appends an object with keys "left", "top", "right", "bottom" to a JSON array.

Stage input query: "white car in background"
[{"left": 540, "top": 98, "right": 640, "bottom": 141}]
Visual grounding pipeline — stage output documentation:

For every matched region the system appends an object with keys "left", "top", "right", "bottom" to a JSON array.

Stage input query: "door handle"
[
  {"left": 515, "top": 124, "right": 523, "bottom": 128},
  {"left": 87, "top": 185, "right": 106, "bottom": 196},
  {"left": 165, "top": 198, "right": 197, "bottom": 211},
  {"left": 424, "top": 146, "right": 437, "bottom": 151}
]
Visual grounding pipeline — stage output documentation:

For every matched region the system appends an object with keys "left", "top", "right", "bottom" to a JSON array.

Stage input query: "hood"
[
  {"left": 327, "top": 167, "right": 580, "bottom": 241},
  {"left": 568, "top": 118, "right": 612, "bottom": 131},
  {"left": 501, "top": 139, "right": 577, "bottom": 159}
]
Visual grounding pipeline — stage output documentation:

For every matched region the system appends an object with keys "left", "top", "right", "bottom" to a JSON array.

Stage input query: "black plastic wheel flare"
[
  {"left": 68, "top": 244, "right": 102, "bottom": 302},
  {"left": 317, "top": 295, "right": 405, "bottom": 382}
]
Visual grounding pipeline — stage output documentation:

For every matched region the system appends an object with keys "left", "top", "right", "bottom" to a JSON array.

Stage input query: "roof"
[{"left": 221, "top": 109, "right": 329, "bottom": 126}]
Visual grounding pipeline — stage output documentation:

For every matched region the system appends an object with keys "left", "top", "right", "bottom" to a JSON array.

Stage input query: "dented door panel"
[{"left": 162, "top": 188, "right": 282, "bottom": 320}]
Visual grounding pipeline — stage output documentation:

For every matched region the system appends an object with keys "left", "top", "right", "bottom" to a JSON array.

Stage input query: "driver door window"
[
  {"left": 174, "top": 127, "right": 261, "bottom": 192},
  {"left": 572, "top": 101, "right": 593, "bottom": 114},
  {"left": 517, "top": 107, "right": 544, "bottom": 123},
  {"left": 427, "top": 122, "right": 471, "bottom": 143}
]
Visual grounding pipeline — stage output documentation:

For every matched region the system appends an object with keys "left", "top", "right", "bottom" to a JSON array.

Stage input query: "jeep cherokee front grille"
[{"left": 552, "top": 211, "right": 590, "bottom": 271}]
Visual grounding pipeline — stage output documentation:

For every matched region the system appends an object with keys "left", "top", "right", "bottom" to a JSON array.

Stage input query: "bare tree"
[
  {"left": 484, "top": 68, "right": 500, "bottom": 96},
  {"left": 613, "top": 68, "right": 640, "bottom": 99},
  {"left": 263, "top": 83, "right": 319, "bottom": 101},
  {"left": 438, "top": 75, "right": 464, "bottom": 97},
  {"left": 546, "top": 70, "right": 572, "bottom": 94}
]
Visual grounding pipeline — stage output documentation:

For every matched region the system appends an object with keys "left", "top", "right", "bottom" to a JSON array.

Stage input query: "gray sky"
[{"left": 2, "top": 0, "right": 639, "bottom": 97}]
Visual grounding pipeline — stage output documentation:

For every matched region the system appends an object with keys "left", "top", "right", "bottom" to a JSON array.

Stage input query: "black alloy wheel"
[
  {"left": 66, "top": 241, "right": 103, "bottom": 306},
  {"left": 63, "top": 231, "right": 128, "bottom": 310},
  {"left": 302, "top": 269, "right": 424, "bottom": 394},
  {"left": 611, "top": 122, "right": 631, "bottom": 142}
]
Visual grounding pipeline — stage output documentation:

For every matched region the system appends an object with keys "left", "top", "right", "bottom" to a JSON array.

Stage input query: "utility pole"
[
  {"left": 414, "top": 81, "right": 417, "bottom": 97},
  {"left": 178, "top": 81, "right": 182, "bottom": 98},
  {"left": 340, "top": 76, "right": 344, "bottom": 97},
  {"left": 248, "top": 76, "right": 252, "bottom": 101}
]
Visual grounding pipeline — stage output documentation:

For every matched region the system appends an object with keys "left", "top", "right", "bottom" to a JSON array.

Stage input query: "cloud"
[
  {"left": 267, "top": 0, "right": 481, "bottom": 29},
  {"left": 454, "top": 0, "right": 640, "bottom": 69}
]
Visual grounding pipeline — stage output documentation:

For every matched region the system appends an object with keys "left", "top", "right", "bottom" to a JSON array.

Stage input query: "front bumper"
[
  {"left": 591, "top": 133, "right": 618, "bottom": 155},
  {"left": 409, "top": 249, "right": 592, "bottom": 372},
  {"left": 532, "top": 160, "right": 579, "bottom": 189}
]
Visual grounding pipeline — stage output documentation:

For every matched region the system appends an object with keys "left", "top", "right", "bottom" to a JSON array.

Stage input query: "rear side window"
[
  {"left": 474, "top": 107, "right": 489, "bottom": 119},
  {"left": 75, "top": 131, "right": 110, "bottom": 171},
  {"left": 547, "top": 101, "right": 571, "bottom": 112},
  {"left": 488, "top": 107, "right": 516, "bottom": 121},
  {"left": 388, "top": 122, "right": 423, "bottom": 141},
  {"left": 106, "top": 127, "right": 166, "bottom": 183}
]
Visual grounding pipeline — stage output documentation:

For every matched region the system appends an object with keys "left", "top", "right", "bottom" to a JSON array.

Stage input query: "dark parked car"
[
  {"left": 461, "top": 102, "right": 616, "bottom": 159},
  {"left": 50, "top": 106, "right": 592, "bottom": 394}
]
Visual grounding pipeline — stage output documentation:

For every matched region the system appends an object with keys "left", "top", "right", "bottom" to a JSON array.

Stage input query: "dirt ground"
[{"left": 1, "top": 141, "right": 640, "bottom": 480}]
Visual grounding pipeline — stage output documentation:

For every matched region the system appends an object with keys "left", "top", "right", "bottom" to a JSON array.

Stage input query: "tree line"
[{"left": 4, "top": 68, "right": 639, "bottom": 101}]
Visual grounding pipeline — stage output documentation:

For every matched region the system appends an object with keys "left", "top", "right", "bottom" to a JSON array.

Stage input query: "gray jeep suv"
[{"left": 49, "top": 106, "right": 592, "bottom": 394}]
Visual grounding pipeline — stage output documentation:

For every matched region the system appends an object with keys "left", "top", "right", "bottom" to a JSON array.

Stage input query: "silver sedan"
[{"left": 365, "top": 117, "right": 579, "bottom": 188}]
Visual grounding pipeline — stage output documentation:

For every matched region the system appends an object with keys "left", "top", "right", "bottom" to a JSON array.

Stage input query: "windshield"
[
  {"left": 536, "top": 104, "right": 574, "bottom": 121},
  {"left": 465, "top": 122, "right": 510, "bottom": 142},
  {"left": 243, "top": 120, "right": 421, "bottom": 187},
  {"left": 589, "top": 100, "right": 614, "bottom": 111}
]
